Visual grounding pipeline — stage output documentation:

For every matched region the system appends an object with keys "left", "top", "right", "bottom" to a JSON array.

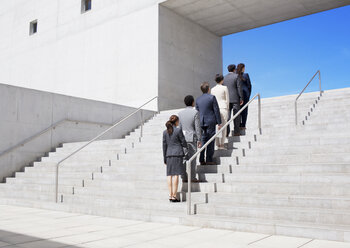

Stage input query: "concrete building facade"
[
  {"left": 1, "top": 0, "right": 349, "bottom": 110},
  {"left": 0, "top": 0, "right": 223, "bottom": 111}
]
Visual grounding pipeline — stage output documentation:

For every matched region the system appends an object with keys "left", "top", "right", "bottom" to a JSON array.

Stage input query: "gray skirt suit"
[{"left": 162, "top": 126, "right": 187, "bottom": 176}]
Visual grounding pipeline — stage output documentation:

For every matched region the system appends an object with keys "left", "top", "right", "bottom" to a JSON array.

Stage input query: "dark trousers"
[
  {"left": 182, "top": 142, "right": 197, "bottom": 181},
  {"left": 240, "top": 94, "right": 250, "bottom": 127},
  {"left": 226, "top": 103, "right": 241, "bottom": 136},
  {"left": 200, "top": 125, "right": 216, "bottom": 163}
]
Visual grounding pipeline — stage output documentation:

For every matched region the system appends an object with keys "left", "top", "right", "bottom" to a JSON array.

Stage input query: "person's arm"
[
  {"left": 212, "top": 96, "right": 222, "bottom": 125},
  {"left": 162, "top": 132, "right": 167, "bottom": 164},
  {"left": 236, "top": 78, "right": 244, "bottom": 105},
  {"left": 194, "top": 111, "right": 202, "bottom": 147},
  {"left": 224, "top": 86, "right": 230, "bottom": 110},
  {"left": 178, "top": 127, "right": 188, "bottom": 148},
  {"left": 246, "top": 73, "right": 252, "bottom": 97}
]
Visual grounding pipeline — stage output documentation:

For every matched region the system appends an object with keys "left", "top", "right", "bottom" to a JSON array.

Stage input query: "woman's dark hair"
[
  {"left": 215, "top": 74, "right": 224, "bottom": 84},
  {"left": 184, "top": 95, "right": 194, "bottom": 107},
  {"left": 227, "top": 64, "right": 236, "bottom": 72},
  {"left": 200, "top": 82, "right": 210, "bottom": 93},
  {"left": 236, "top": 63, "right": 246, "bottom": 81},
  {"left": 165, "top": 115, "right": 179, "bottom": 134}
]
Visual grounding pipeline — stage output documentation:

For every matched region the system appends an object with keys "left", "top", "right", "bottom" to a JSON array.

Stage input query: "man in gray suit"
[
  {"left": 178, "top": 95, "right": 202, "bottom": 183},
  {"left": 223, "top": 64, "right": 244, "bottom": 136}
]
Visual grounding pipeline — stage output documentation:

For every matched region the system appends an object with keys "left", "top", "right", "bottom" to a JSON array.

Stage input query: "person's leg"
[
  {"left": 217, "top": 110, "right": 226, "bottom": 147},
  {"left": 221, "top": 109, "right": 228, "bottom": 145},
  {"left": 233, "top": 104, "right": 241, "bottom": 135},
  {"left": 206, "top": 125, "right": 216, "bottom": 163},
  {"left": 240, "top": 106, "right": 248, "bottom": 128},
  {"left": 172, "top": 175, "right": 179, "bottom": 199},
  {"left": 181, "top": 162, "right": 187, "bottom": 182},
  {"left": 226, "top": 103, "right": 233, "bottom": 137},
  {"left": 200, "top": 126, "right": 208, "bottom": 163},
  {"left": 167, "top": 176, "right": 172, "bottom": 200},
  {"left": 240, "top": 94, "right": 249, "bottom": 128}
]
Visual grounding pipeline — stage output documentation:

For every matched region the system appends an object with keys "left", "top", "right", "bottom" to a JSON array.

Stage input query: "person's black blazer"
[
  {"left": 237, "top": 73, "right": 252, "bottom": 98},
  {"left": 195, "top": 93, "right": 222, "bottom": 127}
]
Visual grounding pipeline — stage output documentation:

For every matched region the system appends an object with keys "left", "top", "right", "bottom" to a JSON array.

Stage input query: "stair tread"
[{"left": 190, "top": 214, "right": 350, "bottom": 231}]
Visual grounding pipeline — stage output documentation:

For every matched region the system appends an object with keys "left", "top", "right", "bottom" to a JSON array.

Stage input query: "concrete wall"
[
  {"left": 158, "top": 6, "right": 223, "bottom": 110},
  {"left": 0, "top": 0, "right": 161, "bottom": 110},
  {"left": 0, "top": 83, "right": 155, "bottom": 182}
]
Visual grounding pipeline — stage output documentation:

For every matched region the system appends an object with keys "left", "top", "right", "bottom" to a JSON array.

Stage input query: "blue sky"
[{"left": 222, "top": 5, "right": 350, "bottom": 98}]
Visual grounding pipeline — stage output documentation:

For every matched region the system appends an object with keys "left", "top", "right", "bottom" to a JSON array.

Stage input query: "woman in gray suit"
[{"left": 163, "top": 115, "right": 187, "bottom": 202}]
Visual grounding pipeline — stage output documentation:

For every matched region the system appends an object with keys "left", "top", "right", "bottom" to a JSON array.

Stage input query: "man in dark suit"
[
  {"left": 196, "top": 82, "right": 222, "bottom": 165},
  {"left": 223, "top": 64, "right": 243, "bottom": 136}
]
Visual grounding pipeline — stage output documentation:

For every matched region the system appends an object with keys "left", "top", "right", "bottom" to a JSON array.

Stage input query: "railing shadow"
[{"left": 0, "top": 230, "right": 85, "bottom": 248}]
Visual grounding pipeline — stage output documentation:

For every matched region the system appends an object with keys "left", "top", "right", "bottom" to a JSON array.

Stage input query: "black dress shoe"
[{"left": 171, "top": 198, "right": 180, "bottom": 203}]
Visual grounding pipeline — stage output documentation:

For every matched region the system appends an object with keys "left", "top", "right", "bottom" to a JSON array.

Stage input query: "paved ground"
[{"left": 1, "top": 205, "right": 350, "bottom": 248}]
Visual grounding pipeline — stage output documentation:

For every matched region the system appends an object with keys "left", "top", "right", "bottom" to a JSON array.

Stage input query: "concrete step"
[
  {"left": 214, "top": 181, "right": 350, "bottom": 196},
  {"left": 197, "top": 163, "right": 350, "bottom": 174},
  {"left": 195, "top": 203, "right": 350, "bottom": 226},
  {"left": 243, "top": 144, "right": 350, "bottom": 155},
  {"left": 61, "top": 194, "right": 192, "bottom": 213},
  {"left": 201, "top": 173, "right": 350, "bottom": 184},
  {"left": 0, "top": 197, "right": 185, "bottom": 225},
  {"left": 0, "top": 182, "right": 205, "bottom": 204},
  {"left": 232, "top": 153, "right": 350, "bottom": 165},
  {"left": 4, "top": 177, "right": 216, "bottom": 193},
  {"left": 71, "top": 186, "right": 207, "bottom": 202},
  {"left": 182, "top": 214, "right": 350, "bottom": 242},
  {"left": 205, "top": 192, "right": 350, "bottom": 210}
]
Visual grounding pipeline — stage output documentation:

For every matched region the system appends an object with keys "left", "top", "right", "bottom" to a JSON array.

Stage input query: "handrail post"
[
  {"left": 295, "top": 101, "right": 298, "bottom": 125},
  {"left": 140, "top": 110, "right": 144, "bottom": 138},
  {"left": 55, "top": 163, "right": 59, "bottom": 203},
  {"left": 318, "top": 70, "right": 322, "bottom": 95},
  {"left": 258, "top": 94, "right": 262, "bottom": 134},
  {"left": 187, "top": 160, "right": 191, "bottom": 215}
]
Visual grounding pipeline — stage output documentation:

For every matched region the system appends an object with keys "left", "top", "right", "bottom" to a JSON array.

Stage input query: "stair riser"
[
  {"left": 181, "top": 217, "right": 349, "bottom": 242},
  {"left": 216, "top": 183, "right": 350, "bottom": 196},
  {"left": 195, "top": 206, "right": 350, "bottom": 226},
  {"left": 197, "top": 164, "right": 350, "bottom": 174},
  {"left": 202, "top": 174, "right": 350, "bottom": 184},
  {"left": 206, "top": 195, "right": 350, "bottom": 210}
]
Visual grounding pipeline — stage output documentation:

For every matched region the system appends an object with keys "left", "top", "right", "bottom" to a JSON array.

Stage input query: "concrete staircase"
[{"left": 0, "top": 88, "right": 350, "bottom": 241}]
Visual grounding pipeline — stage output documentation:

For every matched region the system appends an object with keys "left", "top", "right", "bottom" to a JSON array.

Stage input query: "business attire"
[
  {"left": 211, "top": 84, "right": 229, "bottom": 147},
  {"left": 238, "top": 73, "right": 252, "bottom": 128},
  {"left": 178, "top": 107, "right": 202, "bottom": 181},
  {"left": 196, "top": 93, "right": 222, "bottom": 164},
  {"left": 223, "top": 72, "right": 243, "bottom": 136},
  {"left": 162, "top": 126, "right": 187, "bottom": 176}
]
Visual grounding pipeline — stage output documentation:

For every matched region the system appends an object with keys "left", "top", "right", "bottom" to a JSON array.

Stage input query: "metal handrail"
[
  {"left": 186, "top": 93, "right": 261, "bottom": 215},
  {"left": 55, "top": 96, "right": 158, "bottom": 202},
  {"left": 0, "top": 119, "right": 112, "bottom": 158},
  {"left": 295, "top": 70, "right": 322, "bottom": 125}
]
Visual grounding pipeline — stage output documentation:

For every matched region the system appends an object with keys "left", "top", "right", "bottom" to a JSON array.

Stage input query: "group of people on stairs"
[{"left": 162, "top": 63, "right": 252, "bottom": 202}]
